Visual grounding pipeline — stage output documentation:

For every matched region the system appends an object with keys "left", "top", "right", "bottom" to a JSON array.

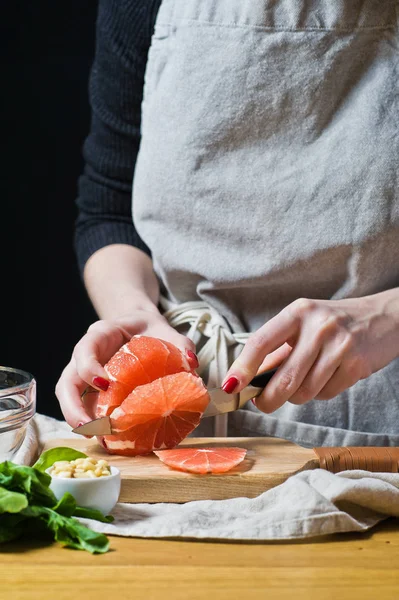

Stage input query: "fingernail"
[
  {"left": 92, "top": 376, "right": 109, "bottom": 391},
  {"left": 222, "top": 376, "right": 239, "bottom": 394},
  {"left": 251, "top": 398, "right": 257, "bottom": 406},
  {"left": 186, "top": 350, "right": 199, "bottom": 368}
]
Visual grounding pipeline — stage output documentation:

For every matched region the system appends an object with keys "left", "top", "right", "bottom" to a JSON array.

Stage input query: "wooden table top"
[{"left": 1, "top": 518, "right": 398, "bottom": 599}]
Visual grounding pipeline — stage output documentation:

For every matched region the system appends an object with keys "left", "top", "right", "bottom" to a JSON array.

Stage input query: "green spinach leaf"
[
  {"left": 0, "top": 513, "right": 29, "bottom": 543},
  {"left": 0, "top": 486, "right": 28, "bottom": 514},
  {"left": 74, "top": 506, "right": 114, "bottom": 523},
  {"left": 0, "top": 462, "right": 112, "bottom": 553},
  {"left": 33, "top": 447, "right": 87, "bottom": 473},
  {"left": 22, "top": 505, "right": 110, "bottom": 554},
  {"left": 53, "top": 492, "right": 77, "bottom": 517},
  {"left": 0, "top": 461, "right": 56, "bottom": 507}
]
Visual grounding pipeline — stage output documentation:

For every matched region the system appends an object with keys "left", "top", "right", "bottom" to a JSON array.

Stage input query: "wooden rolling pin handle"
[{"left": 313, "top": 447, "right": 399, "bottom": 474}]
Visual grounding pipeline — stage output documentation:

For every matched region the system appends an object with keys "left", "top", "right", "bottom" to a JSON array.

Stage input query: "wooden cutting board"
[{"left": 40, "top": 437, "right": 399, "bottom": 503}]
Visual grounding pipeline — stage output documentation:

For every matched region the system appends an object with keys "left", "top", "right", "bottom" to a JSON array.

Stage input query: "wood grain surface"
[
  {"left": 41, "top": 436, "right": 319, "bottom": 503},
  {"left": 1, "top": 519, "right": 398, "bottom": 600}
]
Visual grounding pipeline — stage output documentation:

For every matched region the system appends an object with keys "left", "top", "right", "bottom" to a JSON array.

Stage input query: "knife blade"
[{"left": 72, "top": 368, "right": 278, "bottom": 437}]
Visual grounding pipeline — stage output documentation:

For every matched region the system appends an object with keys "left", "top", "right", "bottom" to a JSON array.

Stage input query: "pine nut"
[{"left": 50, "top": 456, "right": 111, "bottom": 478}]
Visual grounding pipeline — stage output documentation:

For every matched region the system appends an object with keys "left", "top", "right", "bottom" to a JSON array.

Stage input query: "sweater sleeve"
[{"left": 74, "top": 0, "right": 161, "bottom": 276}]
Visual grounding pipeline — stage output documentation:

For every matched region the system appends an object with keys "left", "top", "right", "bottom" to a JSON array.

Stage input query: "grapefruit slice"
[
  {"left": 104, "top": 373, "right": 209, "bottom": 456},
  {"left": 95, "top": 336, "right": 192, "bottom": 418},
  {"left": 153, "top": 447, "right": 247, "bottom": 474}
]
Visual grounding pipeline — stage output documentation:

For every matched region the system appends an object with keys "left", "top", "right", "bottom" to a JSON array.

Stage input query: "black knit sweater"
[{"left": 74, "top": 0, "right": 161, "bottom": 275}]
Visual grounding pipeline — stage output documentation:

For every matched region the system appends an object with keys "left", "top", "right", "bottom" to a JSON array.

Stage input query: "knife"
[{"left": 72, "top": 368, "right": 278, "bottom": 437}]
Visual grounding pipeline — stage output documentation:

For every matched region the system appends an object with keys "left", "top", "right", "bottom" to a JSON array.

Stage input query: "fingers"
[
  {"left": 222, "top": 307, "right": 299, "bottom": 392},
  {"left": 253, "top": 326, "right": 322, "bottom": 413},
  {"left": 56, "top": 320, "right": 131, "bottom": 429},
  {"left": 226, "top": 297, "right": 367, "bottom": 413},
  {"left": 256, "top": 343, "right": 293, "bottom": 374},
  {"left": 315, "top": 355, "right": 369, "bottom": 400},
  {"left": 252, "top": 319, "right": 365, "bottom": 413},
  {"left": 254, "top": 342, "right": 342, "bottom": 413},
  {"left": 289, "top": 353, "right": 339, "bottom": 405},
  {"left": 55, "top": 362, "right": 96, "bottom": 429},
  {"left": 56, "top": 315, "right": 199, "bottom": 430},
  {"left": 72, "top": 321, "right": 129, "bottom": 389}
]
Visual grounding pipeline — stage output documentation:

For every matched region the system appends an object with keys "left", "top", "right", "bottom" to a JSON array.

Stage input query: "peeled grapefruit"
[
  {"left": 94, "top": 336, "right": 210, "bottom": 456},
  {"left": 153, "top": 447, "right": 247, "bottom": 474}
]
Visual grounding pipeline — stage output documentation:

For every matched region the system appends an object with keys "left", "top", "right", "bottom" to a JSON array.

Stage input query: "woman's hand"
[
  {"left": 222, "top": 289, "right": 399, "bottom": 414},
  {"left": 55, "top": 309, "right": 198, "bottom": 429}
]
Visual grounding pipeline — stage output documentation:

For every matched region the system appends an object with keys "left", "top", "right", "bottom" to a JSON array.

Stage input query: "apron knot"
[{"left": 161, "top": 298, "right": 249, "bottom": 387}]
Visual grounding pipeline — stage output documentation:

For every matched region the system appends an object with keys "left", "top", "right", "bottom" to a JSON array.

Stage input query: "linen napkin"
[{"left": 15, "top": 413, "right": 399, "bottom": 541}]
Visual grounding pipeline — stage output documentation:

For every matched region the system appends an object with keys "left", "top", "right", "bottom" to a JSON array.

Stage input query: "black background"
[{"left": 2, "top": 2, "right": 99, "bottom": 418}]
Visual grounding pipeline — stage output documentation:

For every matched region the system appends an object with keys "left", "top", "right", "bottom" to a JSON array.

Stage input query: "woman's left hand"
[{"left": 222, "top": 288, "right": 399, "bottom": 413}]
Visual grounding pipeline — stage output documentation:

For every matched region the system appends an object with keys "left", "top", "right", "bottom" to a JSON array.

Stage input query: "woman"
[{"left": 56, "top": 0, "right": 399, "bottom": 447}]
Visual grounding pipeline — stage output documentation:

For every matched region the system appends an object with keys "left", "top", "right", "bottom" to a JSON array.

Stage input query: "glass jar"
[{"left": 0, "top": 366, "right": 36, "bottom": 462}]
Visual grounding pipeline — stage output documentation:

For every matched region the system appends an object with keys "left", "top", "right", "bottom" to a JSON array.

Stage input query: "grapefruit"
[
  {"left": 153, "top": 447, "right": 247, "bottom": 474},
  {"left": 94, "top": 336, "right": 210, "bottom": 456},
  {"left": 95, "top": 336, "right": 192, "bottom": 418}
]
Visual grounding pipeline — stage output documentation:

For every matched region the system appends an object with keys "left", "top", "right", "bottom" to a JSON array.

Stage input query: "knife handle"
[
  {"left": 314, "top": 447, "right": 399, "bottom": 473},
  {"left": 237, "top": 368, "right": 280, "bottom": 408},
  {"left": 249, "top": 368, "right": 278, "bottom": 389}
]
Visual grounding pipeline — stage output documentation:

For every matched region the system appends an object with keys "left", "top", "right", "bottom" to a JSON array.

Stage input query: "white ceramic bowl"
[{"left": 46, "top": 466, "right": 121, "bottom": 515}]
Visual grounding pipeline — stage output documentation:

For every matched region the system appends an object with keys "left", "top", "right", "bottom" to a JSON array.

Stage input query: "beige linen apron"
[{"left": 133, "top": 0, "right": 399, "bottom": 446}]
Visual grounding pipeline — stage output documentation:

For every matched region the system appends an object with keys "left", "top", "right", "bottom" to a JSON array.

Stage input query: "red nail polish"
[
  {"left": 186, "top": 350, "right": 199, "bottom": 368},
  {"left": 92, "top": 376, "right": 109, "bottom": 391},
  {"left": 251, "top": 398, "right": 257, "bottom": 406},
  {"left": 222, "top": 376, "right": 239, "bottom": 394}
]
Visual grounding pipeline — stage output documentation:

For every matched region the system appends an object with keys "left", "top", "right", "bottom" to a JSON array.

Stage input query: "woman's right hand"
[{"left": 55, "top": 309, "right": 198, "bottom": 429}]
